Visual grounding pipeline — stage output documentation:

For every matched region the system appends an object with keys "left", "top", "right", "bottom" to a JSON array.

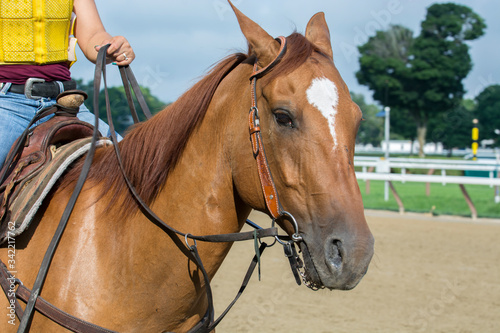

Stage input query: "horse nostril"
[{"left": 328, "top": 239, "right": 343, "bottom": 270}]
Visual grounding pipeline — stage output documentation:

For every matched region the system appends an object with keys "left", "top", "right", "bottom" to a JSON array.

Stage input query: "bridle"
[
  {"left": 9, "top": 37, "right": 309, "bottom": 333},
  {"left": 248, "top": 36, "right": 300, "bottom": 235},
  {"left": 246, "top": 36, "right": 305, "bottom": 286}
]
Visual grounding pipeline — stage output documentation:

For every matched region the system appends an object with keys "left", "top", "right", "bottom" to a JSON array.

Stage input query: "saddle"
[{"left": 0, "top": 90, "right": 108, "bottom": 243}]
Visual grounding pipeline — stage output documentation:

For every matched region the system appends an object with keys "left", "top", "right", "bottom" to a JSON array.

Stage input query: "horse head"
[{"left": 228, "top": 3, "right": 374, "bottom": 290}]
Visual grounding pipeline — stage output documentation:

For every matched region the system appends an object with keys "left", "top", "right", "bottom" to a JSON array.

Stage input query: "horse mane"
[{"left": 61, "top": 33, "right": 321, "bottom": 215}]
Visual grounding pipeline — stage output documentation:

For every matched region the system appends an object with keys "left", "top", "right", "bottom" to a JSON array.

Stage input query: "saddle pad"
[{"left": 0, "top": 138, "right": 112, "bottom": 244}]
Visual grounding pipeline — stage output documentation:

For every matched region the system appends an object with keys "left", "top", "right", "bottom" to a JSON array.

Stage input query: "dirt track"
[{"left": 212, "top": 210, "right": 500, "bottom": 333}]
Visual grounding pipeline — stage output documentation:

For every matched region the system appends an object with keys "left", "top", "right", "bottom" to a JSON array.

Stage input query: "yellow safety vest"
[{"left": 0, "top": 0, "right": 75, "bottom": 65}]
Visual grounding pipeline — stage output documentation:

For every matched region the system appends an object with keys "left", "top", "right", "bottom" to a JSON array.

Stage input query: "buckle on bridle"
[{"left": 250, "top": 106, "right": 259, "bottom": 121}]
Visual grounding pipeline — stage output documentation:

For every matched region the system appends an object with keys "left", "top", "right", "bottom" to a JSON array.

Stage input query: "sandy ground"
[{"left": 211, "top": 210, "right": 500, "bottom": 333}]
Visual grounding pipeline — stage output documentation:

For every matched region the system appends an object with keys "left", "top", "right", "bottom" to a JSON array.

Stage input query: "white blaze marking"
[{"left": 306, "top": 77, "right": 339, "bottom": 149}]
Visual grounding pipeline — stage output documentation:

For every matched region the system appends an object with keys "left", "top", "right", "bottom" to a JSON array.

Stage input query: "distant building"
[
  {"left": 356, "top": 140, "right": 444, "bottom": 154},
  {"left": 380, "top": 140, "right": 443, "bottom": 154}
]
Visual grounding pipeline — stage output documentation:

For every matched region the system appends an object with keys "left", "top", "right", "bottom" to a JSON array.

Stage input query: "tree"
[
  {"left": 351, "top": 92, "right": 383, "bottom": 146},
  {"left": 427, "top": 99, "right": 475, "bottom": 154},
  {"left": 475, "top": 84, "right": 500, "bottom": 147},
  {"left": 390, "top": 107, "right": 417, "bottom": 142},
  {"left": 76, "top": 79, "right": 167, "bottom": 135},
  {"left": 356, "top": 3, "right": 486, "bottom": 157}
]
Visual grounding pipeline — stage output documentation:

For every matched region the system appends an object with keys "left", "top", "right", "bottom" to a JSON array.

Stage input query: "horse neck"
[{"left": 150, "top": 64, "right": 252, "bottom": 239}]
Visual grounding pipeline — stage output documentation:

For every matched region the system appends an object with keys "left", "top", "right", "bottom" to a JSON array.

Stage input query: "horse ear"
[
  {"left": 305, "top": 12, "right": 333, "bottom": 60},
  {"left": 228, "top": 0, "right": 280, "bottom": 68}
]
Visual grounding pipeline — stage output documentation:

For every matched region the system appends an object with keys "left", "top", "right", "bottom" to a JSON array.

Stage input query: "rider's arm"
[{"left": 73, "top": 0, "right": 135, "bottom": 65}]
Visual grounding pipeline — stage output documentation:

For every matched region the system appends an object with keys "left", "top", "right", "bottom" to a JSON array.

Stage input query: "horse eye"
[{"left": 274, "top": 112, "right": 294, "bottom": 128}]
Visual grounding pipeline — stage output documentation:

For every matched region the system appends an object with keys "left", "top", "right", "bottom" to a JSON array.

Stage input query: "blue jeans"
[{"left": 0, "top": 83, "right": 118, "bottom": 167}]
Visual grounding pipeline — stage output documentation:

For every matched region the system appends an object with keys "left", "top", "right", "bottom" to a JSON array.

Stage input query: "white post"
[
  {"left": 495, "top": 147, "right": 500, "bottom": 204},
  {"left": 384, "top": 106, "right": 391, "bottom": 201}
]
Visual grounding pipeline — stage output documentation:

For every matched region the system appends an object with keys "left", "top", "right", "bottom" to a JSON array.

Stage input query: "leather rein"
[{"left": 5, "top": 38, "right": 305, "bottom": 333}]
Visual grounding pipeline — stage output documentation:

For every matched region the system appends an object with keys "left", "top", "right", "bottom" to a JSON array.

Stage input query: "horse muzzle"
[{"left": 299, "top": 229, "right": 374, "bottom": 290}]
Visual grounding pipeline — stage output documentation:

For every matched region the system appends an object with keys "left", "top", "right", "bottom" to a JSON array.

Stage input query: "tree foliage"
[
  {"left": 351, "top": 92, "right": 383, "bottom": 146},
  {"left": 427, "top": 99, "right": 475, "bottom": 152},
  {"left": 76, "top": 79, "right": 167, "bottom": 135},
  {"left": 475, "top": 84, "right": 500, "bottom": 146},
  {"left": 356, "top": 3, "right": 486, "bottom": 156}
]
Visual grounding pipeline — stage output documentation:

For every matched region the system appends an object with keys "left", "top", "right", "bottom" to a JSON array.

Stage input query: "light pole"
[
  {"left": 495, "top": 129, "right": 500, "bottom": 204},
  {"left": 384, "top": 107, "right": 391, "bottom": 159},
  {"left": 384, "top": 107, "right": 391, "bottom": 201},
  {"left": 472, "top": 119, "right": 479, "bottom": 161},
  {"left": 376, "top": 106, "right": 391, "bottom": 201}
]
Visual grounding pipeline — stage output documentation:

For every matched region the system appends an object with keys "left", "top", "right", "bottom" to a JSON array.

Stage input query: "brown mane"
[{"left": 61, "top": 33, "right": 321, "bottom": 214}]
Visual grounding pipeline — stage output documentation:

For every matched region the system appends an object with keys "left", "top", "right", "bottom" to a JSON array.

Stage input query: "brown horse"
[{"left": 0, "top": 3, "right": 373, "bottom": 332}]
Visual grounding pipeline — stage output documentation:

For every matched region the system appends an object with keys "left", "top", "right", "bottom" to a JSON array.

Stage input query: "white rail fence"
[{"left": 354, "top": 157, "right": 500, "bottom": 219}]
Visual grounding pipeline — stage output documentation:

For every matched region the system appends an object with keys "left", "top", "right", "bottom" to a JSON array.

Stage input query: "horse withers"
[{"left": 0, "top": 3, "right": 373, "bottom": 332}]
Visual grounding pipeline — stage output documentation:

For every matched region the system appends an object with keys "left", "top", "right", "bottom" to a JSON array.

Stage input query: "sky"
[{"left": 71, "top": 0, "right": 500, "bottom": 107}]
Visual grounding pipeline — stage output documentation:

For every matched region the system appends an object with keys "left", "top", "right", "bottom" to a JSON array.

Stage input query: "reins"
[
  {"left": 7, "top": 38, "right": 306, "bottom": 332},
  {"left": 15, "top": 44, "right": 111, "bottom": 333}
]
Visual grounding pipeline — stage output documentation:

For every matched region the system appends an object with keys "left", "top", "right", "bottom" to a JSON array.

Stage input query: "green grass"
[{"left": 358, "top": 180, "right": 500, "bottom": 219}]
